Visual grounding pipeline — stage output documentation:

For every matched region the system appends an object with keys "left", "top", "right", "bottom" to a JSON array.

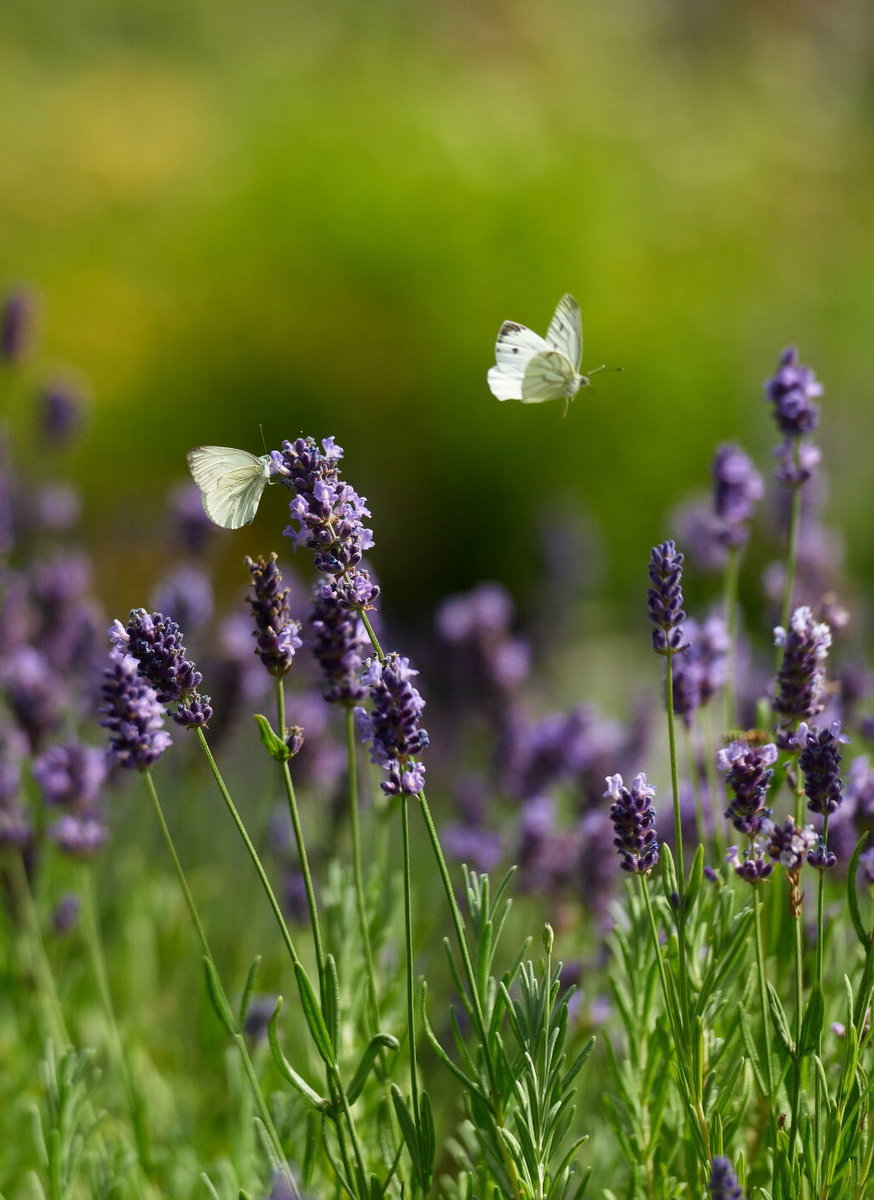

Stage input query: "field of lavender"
[{"left": 2, "top": 277, "right": 874, "bottom": 1200}]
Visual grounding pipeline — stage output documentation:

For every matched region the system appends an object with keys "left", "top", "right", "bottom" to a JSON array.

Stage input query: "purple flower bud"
[
  {"left": 773, "top": 607, "right": 831, "bottom": 730},
  {"left": 807, "top": 837, "right": 837, "bottom": 871},
  {"left": 791, "top": 720, "right": 847, "bottom": 815},
  {"left": 726, "top": 841, "right": 774, "bottom": 884},
  {"left": 647, "top": 541, "right": 688, "bottom": 656},
  {"left": 173, "top": 692, "right": 213, "bottom": 729},
  {"left": 605, "top": 772, "right": 660, "bottom": 875},
  {"left": 117, "top": 609, "right": 203, "bottom": 704},
  {"left": 271, "top": 437, "right": 375, "bottom": 582},
  {"left": 763, "top": 815, "right": 818, "bottom": 871},
  {"left": 764, "top": 346, "right": 822, "bottom": 438},
  {"left": 356, "top": 652, "right": 429, "bottom": 796},
  {"left": 708, "top": 1157, "right": 747, "bottom": 1200},
  {"left": 32, "top": 742, "right": 107, "bottom": 810},
  {"left": 775, "top": 439, "right": 821, "bottom": 488},
  {"left": 245, "top": 553, "right": 302, "bottom": 676},
  {"left": 99, "top": 650, "right": 172, "bottom": 770},
  {"left": 712, "top": 443, "right": 763, "bottom": 548},
  {"left": 40, "top": 380, "right": 86, "bottom": 448},
  {"left": 718, "top": 740, "right": 777, "bottom": 836},
  {"left": 49, "top": 813, "right": 108, "bottom": 858},
  {"left": 1, "top": 287, "right": 37, "bottom": 364},
  {"left": 309, "top": 581, "right": 367, "bottom": 704}
]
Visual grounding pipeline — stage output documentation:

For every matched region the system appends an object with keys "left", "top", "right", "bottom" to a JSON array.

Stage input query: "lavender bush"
[{"left": 2, "top": 287, "right": 874, "bottom": 1200}]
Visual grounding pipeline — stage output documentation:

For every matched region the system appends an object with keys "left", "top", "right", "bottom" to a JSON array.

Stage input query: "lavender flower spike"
[
  {"left": 115, "top": 609, "right": 202, "bottom": 704},
  {"left": 99, "top": 650, "right": 171, "bottom": 770},
  {"left": 309, "top": 580, "right": 367, "bottom": 704},
  {"left": 764, "top": 346, "right": 822, "bottom": 438},
  {"left": 792, "top": 720, "right": 848, "bottom": 815},
  {"left": 605, "top": 772, "right": 660, "bottom": 875},
  {"left": 712, "top": 443, "right": 764, "bottom": 549},
  {"left": 718, "top": 740, "right": 777, "bottom": 835},
  {"left": 708, "top": 1157, "right": 747, "bottom": 1200},
  {"left": 356, "top": 652, "right": 429, "bottom": 796},
  {"left": 647, "top": 540, "right": 688, "bottom": 656},
  {"left": 773, "top": 606, "right": 831, "bottom": 730},
  {"left": 1, "top": 286, "right": 37, "bottom": 364},
  {"left": 245, "top": 553, "right": 302, "bottom": 676},
  {"left": 763, "top": 816, "right": 818, "bottom": 871}
]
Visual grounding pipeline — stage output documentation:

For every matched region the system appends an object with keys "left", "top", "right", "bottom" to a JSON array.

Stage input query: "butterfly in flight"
[
  {"left": 186, "top": 445, "right": 272, "bottom": 529},
  {"left": 487, "top": 293, "right": 610, "bottom": 415}
]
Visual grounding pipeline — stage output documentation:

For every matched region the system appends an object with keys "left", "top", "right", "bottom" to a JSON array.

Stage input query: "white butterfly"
[
  {"left": 487, "top": 293, "right": 599, "bottom": 411},
  {"left": 186, "top": 445, "right": 272, "bottom": 529}
]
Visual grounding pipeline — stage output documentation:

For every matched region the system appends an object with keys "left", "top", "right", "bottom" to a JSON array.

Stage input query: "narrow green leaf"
[
  {"left": 847, "top": 834, "right": 872, "bottom": 947},
  {"left": 238, "top": 955, "right": 261, "bottom": 1026},
  {"left": 253, "top": 713, "right": 290, "bottom": 762},
  {"left": 767, "top": 982, "right": 795, "bottom": 1058},
  {"left": 323, "top": 954, "right": 341, "bottom": 1054},
  {"left": 347, "top": 1033, "right": 400, "bottom": 1105},
  {"left": 419, "top": 1090, "right": 436, "bottom": 1192},
  {"left": 294, "top": 962, "right": 336, "bottom": 1068},
  {"left": 266, "top": 996, "right": 330, "bottom": 1110},
  {"left": 798, "top": 982, "right": 824, "bottom": 1058},
  {"left": 202, "top": 957, "right": 235, "bottom": 1035},
  {"left": 685, "top": 844, "right": 704, "bottom": 912},
  {"left": 390, "top": 1085, "right": 421, "bottom": 1179}
]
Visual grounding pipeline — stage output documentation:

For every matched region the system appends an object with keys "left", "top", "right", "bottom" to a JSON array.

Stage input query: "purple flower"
[
  {"left": 672, "top": 614, "right": 730, "bottom": 726},
  {"left": 718, "top": 740, "right": 777, "bottom": 836},
  {"left": 773, "top": 607, "right": 831, "bottom": 730},
  {"left": 673, "top": 500, "right": 730, "bottom": 572},
  {"left": 271, "top": 436, "right": 376, "bottom": 580},
  {"left": 712, "top": 443, "right": 763, "bottom": 549},
  {"left": 113, "top": 609, "right": 202, "bottom": 704},
  {"left": 98, "top": 650, "right": 172, "bottom": 770},
  {"left": 33, "top": 484, "right": 81, "bottom": 533},
  {"left": 52, "top": 892, "right": 81, "bottom": 934},
  {"left": 356, "top": 652, "right": 429, "bottom": 796},
  {"left": 1, "top": 287, "right": 37, "bottom": 364},
  {"left": 173, "top": 692, "right": 213, "bottom": 729},
  {"left": 791, "top": 720, "right": 847, "bottom": 815},
  {"left": 28, "top": 552, "right": 103, "bottom": 677},
  {"left": 605, "top": 772, "right": 660, "bottom": 875},
  {"left": 763, "top": 816, "right": 818, "bottom": 871},
  {"left": 726, "top": 841, "right": 774, "bottom": 884},
  {"left": 3, "top": 645, "right": 64, "bottom": 751},
  {"left": 708, "top": 1157, "right": 746, "bottom": 1200},
  {"left": 245, "top": 553, "right": 302, "bottom": 676},
  {"left": 846, "top": 756, "right": 874, "bottom": 832},
  {"left": 32, "top": 742, "right": 107, "bottom": 810},
  {"left": 775, "top": 439, "right": 821, "bottom": 488},
  {"left": 309, "top": 581, "right": 367, "bottom": 704},
  {"left": 152, "top": 564, "right": 214, "bottom": 633},
  {"left": 765, "top": 346, "right": 822, "bottom": 438},
  {"left": 0, "top": 801, "right": 32, "bottom": 848},
  {"left": 48, "top": 813, "right": 108, "bottom": 859},
  {"left": 40, "top": 380, "right": 86, "bottom": 448},
  {"left": 647, "top": 541, "right": 687, "bottom": 656},
  {"left": 436, "top": 582, "right": 531, "bottom": 705},
  {"left": 807, "top": 837, "right": 837, "bottom": 872},
  {"left": 0, "top": 723, "right": 27, "bottom": 804}
]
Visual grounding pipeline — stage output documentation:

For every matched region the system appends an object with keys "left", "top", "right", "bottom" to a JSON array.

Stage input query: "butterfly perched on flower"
[
  {"left": 186, "top": 445, "right": 272, "bottom": 529},
  {"left": 487, "top": 293, "right": 607, "bottom": 414}
]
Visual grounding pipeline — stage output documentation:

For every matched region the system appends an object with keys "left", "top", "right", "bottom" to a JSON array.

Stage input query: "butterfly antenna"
[
  {"left": 258, "top": 423, "right": 268, "bottom": 454},
  {"left": 588, "top": 364, "right": 623, "bottom": 378}
]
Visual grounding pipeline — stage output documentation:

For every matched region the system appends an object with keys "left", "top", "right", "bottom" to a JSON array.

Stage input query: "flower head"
[
  {"left": 245, "top": 553, "right": 302, "bottom": 676},
  {"left": 773, "top": 606, "right": 831, "bottom": 731},
  {"left": 32, "top": 742, "right": 107, "bottom": 810},
  {"left": 98, "top": 649, "right": 172, "bottom": 770},
  {"left": 40, "top": 380, "right": 86, "bottom": 448},
  {"left": 765, "top": 346, "right": 822, "bottom": 438},
  {"left": 708, "top": 1157, "right": 747, "bottom": 1200},
  {"left": 647, "top": 541, "right": 687, "bottom": 656},
  {"left": 113, "top": 609, "right": 202, "bottom": 704},
  {"left": 1, "top": 287, "right": 37, "bottom": 364},
  {"left": 356, "top": 652, "right": 429, "bottom": 796},
  {"left": 763, "top": 815, "right": 818, "bottom": 871},
  {"left": 791, "top": 720, "right": 848, "bottom": 815},
  {"left": 605, "top": 772, "right": 660, "bottom": 875},
  {"left": 718, "top": 739, "right": 777, "bottom": 835},
  {"left": 309, "top": 581, "right": 367, "bottom": 704},
  {"left": 726, "top": 840, "right": 774, "bottom": 884},
  {"left": 712, "top": 443, "right": 763, "bottom": 549}
]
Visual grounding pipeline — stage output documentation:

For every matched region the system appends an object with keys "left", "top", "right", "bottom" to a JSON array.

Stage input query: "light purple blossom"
[{"left": 99, "top": 650, "right": 172, "bottom": 770}]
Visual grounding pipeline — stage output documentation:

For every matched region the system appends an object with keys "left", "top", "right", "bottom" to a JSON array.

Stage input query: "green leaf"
[
  {"left": 293, "top": 961, "right": 336, "bottom": 1068},
  {"left": 253, "top": 713, "right": 290, "bottom": 762},
  {"left": 419, "top": 1090, "right": 436, "bottom": 1192},
  {"left": 202, "top": 957, "right": 235, "bottom": 1035},
  {"left": 767, "top": 982, "right": 795, "bottom": 1058},
  {"left": 266, "top": 996, "right": 329, "bottom": 1111},
  {"left": 685, "top": 844, "right": 704, "bottom": 912},
  {"left": 390, "top": 1085, "right": 421, "bottom": 1182},
  {"left": 798, "top": 982, "right": 824, "bottom": 1058},
  {"left": 346, "top": 1033, "right": 400, "bottom": 1105},
  {"left": 238, "top": 955, "right": 261, "bottom": 1026},
  {"left": 323, "top": 954, "right": 341, "bottom": 1054},
  {"left": 847, "top": 834, "right": 872, "bottom": 947}
]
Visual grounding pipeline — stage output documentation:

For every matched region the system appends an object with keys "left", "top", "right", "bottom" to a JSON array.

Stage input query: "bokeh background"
[{"left": 3, "top": 0, "right": 874, "bottom": 635}]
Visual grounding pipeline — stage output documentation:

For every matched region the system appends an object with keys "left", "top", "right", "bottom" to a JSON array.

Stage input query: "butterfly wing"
[
  {"left": 520, "top": 350, "right": 580, "bottom": 404},
  {"left": 545, "top": 294, "right": 582, "bottom": 369},
  {"left": 488, "top": 321, "right": 550, "bottom": 401},
  {"left": 187, "top": 446, "right": 270, "bottom": 529}
]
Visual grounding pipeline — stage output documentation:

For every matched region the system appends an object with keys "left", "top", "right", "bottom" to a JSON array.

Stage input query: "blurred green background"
[{"left": 2, "top": 0, "right": 874, "bottom": 629}]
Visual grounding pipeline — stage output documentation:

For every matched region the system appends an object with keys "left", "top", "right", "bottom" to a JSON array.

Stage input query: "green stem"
[
  {"left": 752, "top": 883, "right": 775, "bottom": 1093},
  {"left": 79, "top": 867, "right": 154, "bottom": 1178},
  {"left": 142, "top": 768, "right": 294, "bottom": 1187},
  {"left": 665, "top": 654, "right": 690, "bottom": 1021},
  {"left": 401, "top": 795, "right": 423, "bottom": 1192},
  {"left": 789, "top": 888, "right": 805, "bottom": 1165},
  {"left": 4, "top": 848, "right": 70, "bottom": 1048},
  {"left": 193, "top": 726, "right": 301, "bottom": 969},
  {"left": 723, "top": 545, "right": 740, "bottom": 735},
  {"left": 345, "top": 706, "right": 381, "bottom": 1032},
  {"left": 778, "top": 461, "right": 804, "bottom": 659}
]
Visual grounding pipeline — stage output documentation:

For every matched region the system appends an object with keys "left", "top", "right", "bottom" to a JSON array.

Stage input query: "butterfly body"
[
  {"left": 187, "top": 445, "right": 271, "bottom": 529},
  {"left": 487, "top": 294, "right": 586, "bottom": 406}
]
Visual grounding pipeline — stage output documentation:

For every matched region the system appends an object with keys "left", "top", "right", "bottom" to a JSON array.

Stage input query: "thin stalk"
[
  {"left": 193, "top": 726, "right": 301, "bottom": 969},
  {"left": 79, "top": 867, "right": 154, "bottom": 1179},
  {"left": 685, "top": 726, "right": 707, "bottom": 849},
  {"left": 142, "top": 769, "right": 295, "bottom": 1188},
  {"left": 815, "top": 814, "right": 830, "bottom": 995},
  {"left": 4, "top": 848, "right": 70, "bottom": 1047},
  {"left": 401, "top": 795, "right": 423, "bottom": 1191},
  {"left": 345, "top": 706, "right": 381, "bottom": 1031},
  {"left": 275, "top": 678, "right": 325, "bottom": 983},
  {"left": 778, "top": 462, "right": 804, "bottom": 659},
  {"left": 723, "top": 544, "right": 741, "bottom": 734},
  {"left": 788, "top": 892, "right": 805, "bottom": 1166},
  {"left": 752, "top": 884, "right": 775, "bottom": 1093},
  {"left": 664, "top": 654, "right": 690, "bottom": 1020}
]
